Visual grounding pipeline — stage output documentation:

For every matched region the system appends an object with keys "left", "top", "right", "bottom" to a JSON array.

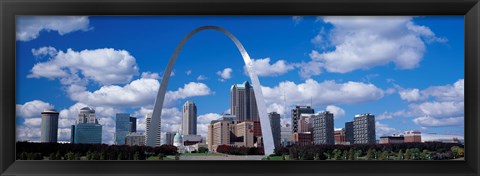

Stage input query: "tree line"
[
  {"left": 273, "top": 142, "right": 464, "bottom": 160},
  {"left": 16, "top": 141, "right": 178, "bottom": 160}
]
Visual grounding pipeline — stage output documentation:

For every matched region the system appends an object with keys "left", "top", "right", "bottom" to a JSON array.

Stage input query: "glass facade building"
[
  {"left": 115, "top": 113, "right": 131, "bottom": 145},
  {"left": 71, "top": 123, "right": 102, "bottom": 144}
]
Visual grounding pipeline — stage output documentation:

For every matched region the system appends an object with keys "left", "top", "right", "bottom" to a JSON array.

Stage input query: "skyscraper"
[
  {"left": 129, "top": 117, "right": 137, "bottom": 132},
  {"left": 312, "top": 111, "right": 334, "bottom": 145},
  {"left": 345, "top": 121, "right": 354, "bottom": 144},
  {"left": 353, "top": 113, "right": 376, "bottom": 144},
  {"left": 291, "top": 106, "right": 314, "bottom": 133},
  {"left": 165, "top": 132, "right": 175, "bottom": 145},
  {"left": 230, "top": 81, "right": 259, "bottom": 121},
  {"left": 182, "top": 101, "right": 197, "bottom": 135},
  {"left": 145, "top": 112, "right": 161, "bottom": 146},
  {"left": 71, "top": 107, "right": 102, "bottom": 144},
  {"left": 115, "top": 113, "right": 131, "bottom": 145},
  {"left": 40, "top": 109, "right": 59, "bottom": 143},
  {"left": 268, "top": 112, "right": 281, "bottom": 147}
]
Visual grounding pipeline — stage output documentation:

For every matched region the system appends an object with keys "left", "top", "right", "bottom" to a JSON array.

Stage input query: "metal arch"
[{"left": 146, "top": 26, "right": 275, "bottom": 156}]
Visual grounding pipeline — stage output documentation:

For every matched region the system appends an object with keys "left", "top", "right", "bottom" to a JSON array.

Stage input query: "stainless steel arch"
[{"left": 146, "top": 26, "right": 275, "bottom": 156}]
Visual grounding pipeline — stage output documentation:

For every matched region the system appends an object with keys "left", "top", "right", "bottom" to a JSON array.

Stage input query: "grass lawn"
[
  {"left": 181, "top": 153, "right": 224, "bottom": 156},
  {"left": 262, "top": 155, "right": 290, "bottom": 160},
  {"left": 146, "top": 156, "right": 174, "bottom": 160}
]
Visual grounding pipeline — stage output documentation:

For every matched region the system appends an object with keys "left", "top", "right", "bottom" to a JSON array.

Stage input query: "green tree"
[
  {"left": 55, "top": 151, "right": 62, "bottom": 160},
  {"left": 451, "top": 146, "right": 459, "bottom": 159},
  {"left": 133, "top": 151, "right": 140, "bottom": 160},
  {"left": 158, "top": 153, "right": 164, "bottom": 160},
  {"left": 404, "top": 149, "right": 412, "bottom": 160},
  {"left": 314, "top": 153, "right": 321, "bottom": 160},
  {"left": 49, "top": 152, "right": 56, "bottom": 160},
  {"left": 332, "top": 149, "right": 342, "bottom": 160},
  {"left": 397, "top": 150, "right": 404, "bottom": 160},
  {"left": 65, "top": 152, "right": 75, "bottom": 160},
  {"left": 281, "top": 154, "right": 286, "bottom": 160},
  {"left": 175, "top": 153, "right": 180, "bottom": 160},
  {"left": 366, "top": 149, "right": 373, "bottom": 160},
  {"left": 347, "top": 149, "right": 354, "bottom": 160},
  {"left": 379, "top": 151, "right": 389, "bottom": 160},
  {"left": 74, "top": 153, "right": 81, "bottom": 160},
  {"left": 117, "top": 152, "right": 124, "bottom": 160}
]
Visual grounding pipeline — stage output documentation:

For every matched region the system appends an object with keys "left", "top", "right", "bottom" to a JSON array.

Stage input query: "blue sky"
[{"left": 15, "top": 16, "right": 464, "bottom": 144}]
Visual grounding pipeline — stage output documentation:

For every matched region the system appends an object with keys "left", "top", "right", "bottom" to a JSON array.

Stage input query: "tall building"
[
  {"left": 345, "top": 121, "right": 354, "bottom": 145},
  {"left": 299, "top": 114, "right": 314, "bottom": 133},
  {"left": 280, "top": 124, "right": 293, "bottom": 146},
  {"left": 292, "top": 132, "right": 312, "bottom": 146},
  {"left": 291, "top": 106, "right": 314, "bottom": 133},
  {"left": 311, "top": 111, "right": 334, "bottom": 145},
  {"left": 129, "top": 117, "right": 137, "bottom": 132},
  {"left": 268, "top": 112, "right": 281, "bottom": 147},
  {"left": 182, "top": 101, "right": 197, "bottom": 135},
  {"left": 404, "top": 131, "right": 422, "bottom": 142},
  {"left": 230, "top": 81, "right": 259, "bottom": 121},
  {"left": 71, "top": 107, "right": 102, "bottom": 144},
  {"left": 353, "top": 113, "right": 376, "bottom": 144},
  {"left": 232, "top": 121, "right": 255, "bottom": 147},
  {"left": 165, "top": 132, "right": 175, "bottom": 145},
  {"left": 145, "top": 112, "right": 161, "bottom": 146},
  {"left": 115, "top": 113, "right": 131, "bottom": 145},
  {"left": 379, "top": 135, "right": 404, "bottom": 144},
  {"left": 207, "top": 118, "right": 236, "bottom": 151},
  {"left": 40, "top": 109, "right": 59, "bottom": 143}
]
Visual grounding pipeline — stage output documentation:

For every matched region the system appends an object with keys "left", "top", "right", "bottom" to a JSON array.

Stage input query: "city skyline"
[{"left": 16, "top": 16, "right": 464, "bottom": 144}]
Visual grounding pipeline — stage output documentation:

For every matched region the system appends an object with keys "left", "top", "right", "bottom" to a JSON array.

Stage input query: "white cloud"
[
  {"left": 217, "top": 68, "right": 232, "bottom": 82},
  {"left": 375, "top": 121, "right": 398, "bottom": 137},
  {"left": 196, "top": 75, "right": 208, "bottom": 81},
  {"left": 298, "top": 61, "right": 324, "bottom": 79},
  {"left": 16, "top": 16, "right": 91, "bottom": 41},
  {"left": 16, "top": 100, "right": 54, "bottom": 118},
  {"left": 16, "top": 126, "right": 41, "bottom": 142},
  {"left": 326, "top": 105, "right": 345, "bottom": 118},
  {"left": 32, "top": 46, "right": 58, "bottom": 59},
  {"left": 186, "top": 70, "right": 192, "bottom": 75},
  {"left": 292, "top": 16, "right": 303, "bottom": 25},
  {"left": 28, "top": 47, "right": 139, "bottom": 85},
  {"left": 399, "top": 88, "right": 426, "bottom": 102},
  {"left": 413, "top": 116, "right": 463, "bottom": 127},
  {"left": 141, "top": 72, "right": 160, "bottom": 79},
  {"left": 24, "top": 118, "right": 42, "bottom": 127},
  {"left": 197, "top": 113, "right": 221, "bottom": 124},
  {"left": 421, "top": 133, "right": 464, "bottom": 142},
  {"left": 301, "top": 16, "right": 446, "bottom": 77},
  {"left": 245, "top": 58, "right": 295, "bottom": 77},
  {"left": 386, "top": 79, "right": 464, "bottom": 128},
  {"left": 69, "top": 78, "right": 212, "bottom": 108},
  {"left": 262, "top": 79, "right": 384, "bottom": 106}
]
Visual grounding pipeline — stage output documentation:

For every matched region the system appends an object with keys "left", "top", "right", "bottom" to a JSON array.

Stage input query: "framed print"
[{"left": 1, "top": 0, "right": 479, "bottom": 176}]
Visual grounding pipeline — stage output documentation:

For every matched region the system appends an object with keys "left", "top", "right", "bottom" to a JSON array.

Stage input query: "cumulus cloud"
[
  {"left": 141, "top": 72, "right": 160, "bottom": 79},
  {"left": 16, "top": 16, "right": 91, "bottom": 41},
  {"left": 32, "top": 46, "right": 58, "bottom": 59},
  {"left": 292, "top": 16, "right": 303, "bottom": 25},
  {"left": 217, "top": 68, "right": 232, "bottom": 82},
  {"left": 196, "top": 75, "right": 208, "bottom": 81},
  {"left": 186, "top": 70, "right": 192, "bottom": 75},
  {"left": 197, "top": 113, "right": 222, "bottom": 137},
  {"left": 28, "top": 47, "right": 139, "bottom": 85},
  {"left": 262, "top": 79, "right": 384, "bottom": 106},
  {"left": 326, "top": 105, "right": 345, "bottom": 118},
  {"left": 385, "top": 79, "right": 464, "bottom": 128},
  {"left": 375, "top": 121, "right": 398, "bottom": 137},
  {"left": 16, "top": 100, "right": 54, "bottom": 118},
  {"left": 245, "top": 58, "right": 295, "bottom": 77},
  {"left": 301, "top": 16, "right": 446, "bottom": 78}
]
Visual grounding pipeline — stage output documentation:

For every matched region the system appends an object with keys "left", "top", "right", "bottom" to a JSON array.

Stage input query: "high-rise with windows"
[
  {"left": 182, "top": 101, "right": 197, "bottom": 135},
  {"left": 311, "top": 111, "right": 334, "bottom": 145},
  {"left": 268, "top": 112, "right": 281, "bottom": 147},
  {"left": 230, "top": 81, "right": 259, "bottom": 121},
  {"left": 71, "top": 107, "right": 102, "bottom": 144},
  {"left": 291, "top": 106, "right": 314, "bottom": 133},
  {"left": 115, "top": 113, "right": 135, "bottom": 145},
  {"left": 353, "top": 113, "right": 376, "bottom": 144}
]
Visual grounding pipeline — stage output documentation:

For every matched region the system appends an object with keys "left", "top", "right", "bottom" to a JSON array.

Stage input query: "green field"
[
  {"left": 181, "top": 153, "right": 224, "bottom": 156},
  {"left": 262, "top": 155, "right": 291, "bottom": 160}
]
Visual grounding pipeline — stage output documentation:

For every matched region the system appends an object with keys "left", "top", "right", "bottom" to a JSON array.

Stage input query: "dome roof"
[
  {"left": 174, "top": 132, "right": 183, "bottom": 140},
  {"left": 80, "top": 107, "right": 95, "bottom": 113}
]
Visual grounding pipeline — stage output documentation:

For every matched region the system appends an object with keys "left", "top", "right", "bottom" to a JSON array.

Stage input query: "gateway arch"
[{"left": 146, "top": 26, "right": 275, "bottom": 156}]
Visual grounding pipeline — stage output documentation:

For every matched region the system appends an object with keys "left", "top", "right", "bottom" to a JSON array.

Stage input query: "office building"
[
  {"left": 232, "top": 121, "right": 255, "bottom": 147},
  {"left": 145, "top": 112, "right": 161, "bottom": 146},
  {"left": 345, "top": 121, "right": 354, "bottom": 145},
  {"left": 183, "top": 134, "right": 203, "bottom": 146},
  {"left": 40, "top": 109, "right": 59, "bottom": 143},
  {"left": 182, "top": 101, "right": 197, "bottom": 135},
  {"left": 230, "top": 81, "right": 259, "bottom": 121},
  {"left": 353, "top": 113, "right": 376, "bottom": 144},
  {"left": 165, "top": 132, "right": 175, "bottom": 145},
  {"left": 71, "top": 107, "right": 102, "bottom": 144},
  {"left": 115, "top": 113, "right": 132, "bottom": 145},
  {"left": 292, "top": 132, "right": 312, "bottom": 146},
  {"left": 299, "top": 114, "right": 314, "bottom": 133},
  {"left": 129, "top": 117, "right": 136, "bottom": 132},
  {"left": 125, "top": 132, "right": 145, "bottom": 146},
  {"left": 379, "top": 135, "right": 405, "bottom": 144},
  {"left": 280, "top": 124, "right": 293, "bottom": 146},
  {"left": 334, "top": 128, "right": 348, "bottom": 145},
  {"left": 404, "top": 131, "right": 422, "bottom": 142},
  {"left": 268, "top": 112, "right": 281, "bottom": 147},
  {"left": 312, "top": 111, "right": 334, "bottom": 145},
  {"left": 207, "top": 117, "right": 236, "bottom": 151},
  {"left": 291, "top": 106, "right": 314, "bottom": 133}
]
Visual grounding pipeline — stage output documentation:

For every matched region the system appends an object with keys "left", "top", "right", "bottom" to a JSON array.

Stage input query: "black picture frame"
[{"left": 1, "top": 0, "right": 479, "bottom": 175}]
